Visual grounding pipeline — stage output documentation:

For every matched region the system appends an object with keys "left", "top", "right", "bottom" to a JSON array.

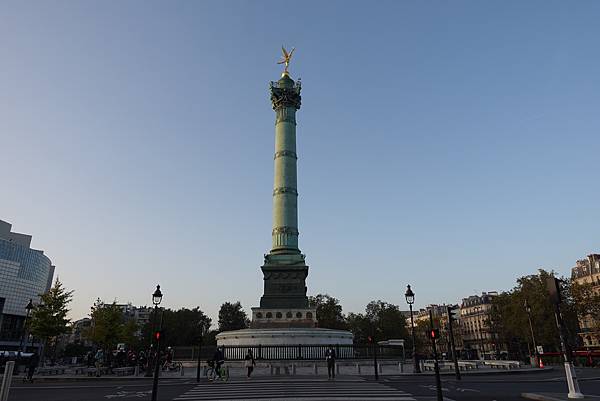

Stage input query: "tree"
[
  {"left": 571, "top": 281, "right": 600, "bottom": 328},
  {"left": 218, "top": 301, "right": 249, "bottom": 332},
  {"left": 365, "top": 300, "right": 409, "bottom": 341},
  {"left": 489, "top": 269, "right": 579, "bottom": 359},
  {"left": 141, "top": 307, "right": 212, "bottom": 347},
  {"left": 308, "top": 294, "right": 347, "bottom": 330},
  {"left": 346, "top": 300, "right": 409, "bottom": 344},
  {"left": 84, "top": 300, "right": 138, "bottom": 352},
  {"left": 29, "top": 278, "right": 73, "bottom": 361},
  {"left": 346, "top": 312, "right": 371, "bottom": 344}
]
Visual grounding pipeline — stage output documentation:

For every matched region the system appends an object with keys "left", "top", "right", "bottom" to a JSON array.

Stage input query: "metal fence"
[{"left": 173, "top": 344, "right": 405, "bottom": 362}]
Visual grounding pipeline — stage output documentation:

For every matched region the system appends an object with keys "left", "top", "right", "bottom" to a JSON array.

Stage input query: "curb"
[
  {"left": 522, "top": 393, "right": 600, "bottom": 400},
  {"left": 521, "top": 393, "right": 565, "bottom": 401},
  {"left": 382, "top": 367, "right": 554, "bottom": 377},
  {"left": 14, "top": 376, "right": 186, "bottom": 383}
]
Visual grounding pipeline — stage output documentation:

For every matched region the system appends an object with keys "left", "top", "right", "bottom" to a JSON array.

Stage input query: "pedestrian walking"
[
  {"left": 86, "top": 351, "right": 94, "bottom": 368},
  {"left": 325, "top": 345, "right": 336, "bottom": 380},
  {"left": 212, "top": 346, "right": 225, "bottom": 380},
  {"left": 244, "top": 349, "right": 256, "bottom": 379},
  {"left": 94, "top": 349, "right": 104, "bottom": 377},
  {"left": 26, "top": 351, "right": 39, "bottom": 383}
]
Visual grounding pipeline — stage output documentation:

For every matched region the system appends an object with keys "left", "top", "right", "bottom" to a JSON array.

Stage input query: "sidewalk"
[{"left": 19, "top": 365, "right": 554, "bottom": 382}]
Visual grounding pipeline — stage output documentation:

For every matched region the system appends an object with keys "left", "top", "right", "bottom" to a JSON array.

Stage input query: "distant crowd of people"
[{"left": 84, "top": 346, "right": 176, "bottom": 377}]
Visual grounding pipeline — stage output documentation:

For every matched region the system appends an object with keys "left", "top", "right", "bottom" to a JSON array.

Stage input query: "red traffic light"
[
  {"left": 367, "top": 336, "right": 373, "bottom": 343},
  {"left": 155, "top": 331, "right": 161, "bottom": 341},
  {"left": 431, "top": 330, "right": 436, "bottom": 338}
]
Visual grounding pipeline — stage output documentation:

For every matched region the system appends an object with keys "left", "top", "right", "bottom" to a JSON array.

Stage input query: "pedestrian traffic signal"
[
  {"left": 429, "top": 329, "right": 439, "bottom": 339},
  {"left": 155, "top": 331, "right": 161, "bottom": 341}
]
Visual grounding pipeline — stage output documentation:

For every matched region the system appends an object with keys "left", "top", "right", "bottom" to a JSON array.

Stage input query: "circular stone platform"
[{"left": 216, "top": 328, "right": 353, "bottom": 347}]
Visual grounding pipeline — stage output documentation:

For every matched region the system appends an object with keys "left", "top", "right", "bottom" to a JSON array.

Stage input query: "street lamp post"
[
  {"left": 151, "top": 285, "right": 163, "bottom": 401},
  {"left": 196, "top": 322, "right": 205, "bottom": 383},
  {"left": 19, "top": 299, "right": 34, "bottom": 352},
  {"left": 17, "top": 299, "right": 34, "bottom": 374},
  {"left": 405, "top": 285, "right": 421, "bottom": 374},
  {"left": 524, "top": 299, "right": 539, "bottom": 367}
]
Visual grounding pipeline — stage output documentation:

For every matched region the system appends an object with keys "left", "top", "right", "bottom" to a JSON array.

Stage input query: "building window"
[
  {"left": 256, "top": 312, "right": 263, "bottom": 319},
  {"left": 266, "top": 312, "right": 272, "bottom": 319},
  {"left": 296, "top": 312, "right": 302, "bottom": 318},
  {"left": 306, "top": 312, "right": 313, "bottom": 319},
  {"left": 276, "top": 312, "right": 282, "bottom": 319},
  {"left": 286, "top": 312, "right": 292, "bottom": 318}
]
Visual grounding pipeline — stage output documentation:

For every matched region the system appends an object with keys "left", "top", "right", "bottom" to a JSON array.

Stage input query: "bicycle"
[
  {"left": 162, "top": 361, "right": 183, "bottom": 372},
  {"left": 206, "top": 360, "right": 228, "bottom": 382}
]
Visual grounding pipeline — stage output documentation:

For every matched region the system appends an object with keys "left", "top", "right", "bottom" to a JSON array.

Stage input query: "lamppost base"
[{"left": 564, "top": 362, "right": 584, "bottom": 399}]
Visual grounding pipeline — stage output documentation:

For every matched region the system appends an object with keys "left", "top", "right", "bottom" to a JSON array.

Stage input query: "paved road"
[
  {"left": 7, "top": 369, "right": 600, "bottom": 401},
  {"left": 382, "top": 368, "right": 600, "bottom": 401}
]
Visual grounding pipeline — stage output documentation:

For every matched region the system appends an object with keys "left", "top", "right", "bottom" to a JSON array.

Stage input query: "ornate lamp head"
[
  {"left": 405, "top": 285, "right": 415, "bottom": 305},
  {"left": 152, "top": 285, "right": 163, "bottom": 306}
]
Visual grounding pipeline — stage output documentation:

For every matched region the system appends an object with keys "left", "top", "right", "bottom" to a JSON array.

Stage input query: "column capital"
[{"left": 270, "top": 80, "right": 301, "bottom": 110}]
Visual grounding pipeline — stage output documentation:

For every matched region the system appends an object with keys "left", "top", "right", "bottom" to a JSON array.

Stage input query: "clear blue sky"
[{"left": 1, "top": 1, "right": 599, "bottom": 323}]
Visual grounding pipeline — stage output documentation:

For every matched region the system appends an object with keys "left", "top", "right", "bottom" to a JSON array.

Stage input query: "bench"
[
  {"left": 87, "top": 367, "right": 111, "bottom": 376},
  {"left": 484, "top": 361, "right": 521, "bottom": 370},
  {"left": 37, "top": 367, "right": 66, "bottom": 375},
  {"left": 457, "top": 361, "right": 479, "bottom": 370},
  {"left": 113, "top": 367, "right": 136, "bottom": 376},
  {"left": 72, "top": 366, "right": 88, "bottom": 375}
]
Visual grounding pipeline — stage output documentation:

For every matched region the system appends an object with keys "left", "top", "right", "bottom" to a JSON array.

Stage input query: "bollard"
[
  {"left": 357, "top": 363, "right": 361, "bottom": 374},
  {"left": 134, "top": 365, "right": 140, "bottom": 376},
  {"left": 0, "top": 361, "right": 15, "bottom": 401},
  {"left": 292, "top": 364, "right": 296, "bottom": 375},
  {"left": 313, "top": 363, "right": 318, "bottom": 375},
  {"left": 399, "top": 362, "right": 403, "bottom": 373},
  {"left": 180, "top": 365, "right": 185, "bottom": 376}
]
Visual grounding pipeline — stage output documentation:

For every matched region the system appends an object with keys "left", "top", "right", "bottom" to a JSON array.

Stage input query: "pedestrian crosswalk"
[{"left": 172, "top": 378, "right": 417, "bottom": 400}]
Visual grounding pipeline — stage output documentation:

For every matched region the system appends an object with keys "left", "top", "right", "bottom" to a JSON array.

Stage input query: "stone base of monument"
[{"left": 216, "top": 327, "right": 353, "bottom": 347}]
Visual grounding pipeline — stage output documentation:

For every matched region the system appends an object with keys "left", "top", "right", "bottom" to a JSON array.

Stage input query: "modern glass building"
[{"left": 0, "top": 220, "right": 55, "bottom": 347}]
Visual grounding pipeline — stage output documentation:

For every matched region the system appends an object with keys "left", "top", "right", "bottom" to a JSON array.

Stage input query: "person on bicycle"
[
  {"left": 163, "top": 347, "right": 174, "bottom": 370},
  {"left": 212, "top": 346, "right": 225, "bottom": 379}
]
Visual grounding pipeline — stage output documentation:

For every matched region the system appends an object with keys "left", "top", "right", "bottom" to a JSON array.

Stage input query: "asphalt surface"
[
  {"left": 6, "top": 369, "right": 600, "bottom": 401},
  {"left": 381, "top": 368, "right": 600, "bottom": 401}
]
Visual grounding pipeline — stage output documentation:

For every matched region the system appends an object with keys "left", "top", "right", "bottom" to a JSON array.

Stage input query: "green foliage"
[
  {"left": 162, "top": 307, "right": 212, "bottom": 346},
  {"left": 571, "top": 281, "right": 600, "bottom": 328},
  {"left": 63, "top": 342, "right": 90, "bottom": 358},
  {"left": 140, "top": 307, "right": 213, "bottom": 347},
  {"left": 347, "top": 300, "right": 409, "bottom": 344},
  {"left": 308, "top": 294, "right": 347, "bottom": 330},
  {"left": 346, "top": 313, "right": 371, "bottom": 343},
  {"left": 218, "top": 301, "right": 249, "bottom": 332},
  {"left": 84, "top": 300, "right": 137, "bottom": 351},
  {"left": 489, "top": 269, "right": 579, "bottom": 355},
  {"left": 29, "top": 278, "right": 73, "bottom": 342}
]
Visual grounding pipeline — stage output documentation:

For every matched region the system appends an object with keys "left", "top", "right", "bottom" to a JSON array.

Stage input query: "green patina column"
[
  {"left": 256, "top": 70, "right": 311, "bottom": 313},
  {"left": 270, "top": 72, "right": 301, "bottom": 255}
]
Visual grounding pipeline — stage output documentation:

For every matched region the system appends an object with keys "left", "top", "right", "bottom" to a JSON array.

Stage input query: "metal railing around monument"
[{"left": 173, "top": 344, "right": 405, "bottom": 362}]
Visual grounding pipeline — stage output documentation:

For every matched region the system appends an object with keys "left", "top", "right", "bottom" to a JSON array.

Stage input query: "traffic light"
[
  {"left": 155, "top": 331, "right": 162, "bottom": 341},
  {"left": 367, "top": 336, "right": 374, "bottom": 344},
  {"left": 429, "top": 328, "right": 439, "bottom": 340},
  {"left": 447, "top": 305, "right": 459, "bottom": 321},
  {"left": 546, "top": 277, "right": 562, "bottom": 305}
]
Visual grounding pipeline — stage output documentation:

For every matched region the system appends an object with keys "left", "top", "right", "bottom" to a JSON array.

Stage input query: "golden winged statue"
[{"left": 277, "top": 46, "right": 295, "bottom": 75}]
